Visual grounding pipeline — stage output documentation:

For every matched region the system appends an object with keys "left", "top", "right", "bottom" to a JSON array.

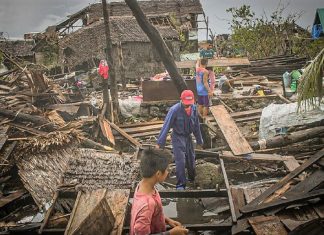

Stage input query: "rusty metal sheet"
[{"left": 142, "top": 79, "right": 197, "bottom": 102}]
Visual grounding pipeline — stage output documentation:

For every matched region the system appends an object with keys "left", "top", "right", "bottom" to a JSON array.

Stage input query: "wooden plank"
[
  {"left": 231, "top": 188, "right": 245, "bottom": 218},
  {"left": 277, "top": 94, "right": 292, "bottom": 104},
  {"left": 115, "top": 130, "right": 161, "bottom": 139},
  {"left": 220, "top": 94, "right": 278, "bottom": 100},
  {"left": 235, "top": 115, "right": 261, "bottom": 123},
  {"left": 9, "top": 122, "right": 47, "bottom": 136},
  {"left": 122, "top": 124, "right": 163, "bottom": 134},
  {"left": 130, "top": 130, "right": 161, "bottom": 138},
  {"left": 65, "top": 189, "right": 115, "bottom": 235},
  {"left": 241, "top": 148, "right": 324, "bottom": 213},
  {"left": 0, "top": 134, "right": 8, "bottom": 151},
  {"left": 175, "top": 57, "right": 250, "bottom": 69},
  {"left": 316, "top": 158, "right": 324, "bottom": 168},
  {"left": 244, "top": 187, "right": 269, "bottom": 204},
  {"left": 248, "top": 216, "right": 288, "bottom": 235},
  {"left": 119, "top": 120, "right": 164, "bottom": 128},
  {"left": 283, "top": 156, "right": 300, "bottom": 172},
  {"left": 0, "top": 190, "right": 26, "bottom": 208},
  {"left": 221, "top": 151, "right": 289, "bottom": 162},
  {"left": 108, "top": 121, "right": 141, "bottom": 147},
  {"left": 106, "top": 189, "right": 130, "bottom": 235},
  {"left": 232, "top": 219, "right": 250, "bottom": 235},
  {"left": 220, "top": 158, "right": 237, "bottom": 223},
  {"left": 99, "top": 117, "right": 115, "bottom": 145},
  {"left": 210, "top": 105, "right": 253, "bottom": 155},
  {"left": 284, "top": 169, "right": 324, "bottom": 197},
  {"left": 230, "top": 108, "right": 263, "bottom": 118},
  {"left": 243, "top": 189, "right": 324, "bottom": 214},
  {"left": 313, "top": 203, "right": 324, "bottom": 218}
]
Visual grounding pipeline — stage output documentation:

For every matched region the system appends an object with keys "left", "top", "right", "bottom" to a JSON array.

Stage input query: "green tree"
[{"left": 226, "top": 4, "right": 317, "bottom": 59}]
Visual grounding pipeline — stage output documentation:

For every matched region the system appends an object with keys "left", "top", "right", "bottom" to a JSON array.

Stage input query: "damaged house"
[
  {"left": 33, "top": 0, "right": 204, "bottom": 80},
  {"left": 0, "top": 40, "right": 35, "bottom": 67},
  {"left": 58, "top": 16, "right": 180, "bottom": 81}
]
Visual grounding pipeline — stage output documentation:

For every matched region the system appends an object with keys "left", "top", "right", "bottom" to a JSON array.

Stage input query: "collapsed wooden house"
[
  {"left": 32, "top": 0, "right": 204, "bottom": 79},
  {"left": 0, "top": 40, "right": 35, "bottom": 66}
]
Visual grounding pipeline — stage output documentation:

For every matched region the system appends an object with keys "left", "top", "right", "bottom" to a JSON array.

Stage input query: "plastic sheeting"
[
  {"left": 119, "top": 97, "right": 142, "bottom": 118},
  {"left": 312, "top": 24, "right": 323, "bottom": 39},
  {"left": 259, "top": 101, "right": 324, "bottom": 139}
]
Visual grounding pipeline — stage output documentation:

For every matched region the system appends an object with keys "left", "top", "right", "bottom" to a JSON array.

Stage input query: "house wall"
[
  {"left": 59, "top": 36, "right": 180, "bottom": 81},
  {"left": 110, "top": 41, "right": 181, "bottom": 81}
]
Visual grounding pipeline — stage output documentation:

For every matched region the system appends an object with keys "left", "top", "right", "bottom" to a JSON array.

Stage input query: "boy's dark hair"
[
  {"left": 200, "top": 58, "right": 208, "bottom": 66},
  {"left": 140, "top": 148, "right": 172, "bottom": 178}
]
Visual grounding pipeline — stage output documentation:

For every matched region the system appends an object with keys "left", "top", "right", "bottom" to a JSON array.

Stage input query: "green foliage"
[
  {"left": 226, "top": 4, "right": 315, "bottom": 59},
  {"left": 42, "top": 41, "right": 59, "bottom": 66}
]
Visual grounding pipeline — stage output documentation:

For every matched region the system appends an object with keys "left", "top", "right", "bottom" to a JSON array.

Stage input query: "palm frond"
[{"left": 297, "top": 48, "right": 324, "bottom": 112}]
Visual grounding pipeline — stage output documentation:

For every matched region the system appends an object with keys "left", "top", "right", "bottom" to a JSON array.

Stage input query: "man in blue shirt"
[
  {"left": 199, "top": 44, "right": 215, "bottom": 59},
  {"left": 156, "top": 90, "right": 203, "bottom": 190}
]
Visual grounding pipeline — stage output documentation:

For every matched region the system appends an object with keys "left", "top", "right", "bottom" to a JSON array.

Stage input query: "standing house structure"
[{"left": 59, "top": 16, "right": 179, "bottom": 81}]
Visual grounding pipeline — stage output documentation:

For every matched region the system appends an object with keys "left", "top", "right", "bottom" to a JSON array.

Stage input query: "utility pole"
[
  {"left": 102, "top": 0, "right": 120, "bottom": 123},
  {"left": 124, "top": 0, "right": 187, "bottom": 94}
]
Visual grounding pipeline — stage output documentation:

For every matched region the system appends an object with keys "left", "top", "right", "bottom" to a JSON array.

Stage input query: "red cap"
[{"left": 180, "top": 90, "right": 194, "bottom": 105}]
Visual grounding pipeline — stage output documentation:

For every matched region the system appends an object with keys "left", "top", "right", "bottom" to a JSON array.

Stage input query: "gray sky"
[{"left": 0, "top": 0, "right": 323, "bottom": 40}]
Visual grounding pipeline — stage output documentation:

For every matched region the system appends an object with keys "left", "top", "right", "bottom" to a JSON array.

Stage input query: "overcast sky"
[{"left": 0, "top": 0, "right": 323, "bottom": 40}]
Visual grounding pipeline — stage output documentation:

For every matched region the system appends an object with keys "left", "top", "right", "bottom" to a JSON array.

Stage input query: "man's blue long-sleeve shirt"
[{"left": 157, "top": 102, "right": 203, "bottom": 147}]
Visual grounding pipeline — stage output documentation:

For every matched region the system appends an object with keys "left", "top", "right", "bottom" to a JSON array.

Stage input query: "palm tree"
[{"left": 297, "top": 48, "right": 324, "bottom": 111}]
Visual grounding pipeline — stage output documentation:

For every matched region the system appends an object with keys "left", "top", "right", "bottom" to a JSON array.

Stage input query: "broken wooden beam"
[
  {"left": 65, "top": 189, "right": 115, "bottom": 235},
  {"left": 241, "top": 148, "right": 324, "bottom": 213},
  {"left": 210, "top": 105, "right": 253, "bottom": 155},
  {"left": 250, "top": 126, "right": 324, "bottom": 150},
  {"left": 220, "top": 158, "right": 237, "bottom": 223},
  {"left": 0, "top": 109, "right": 56, "bottom": 131},
  {"left": 243, "top": 189, "right": 324, "bottom": 214},
  {"left": 0, "top": 189, "right": 26, "bottom": 208},
  {"left": 108, "top": 121, "right": 141, "bottom": 147}
]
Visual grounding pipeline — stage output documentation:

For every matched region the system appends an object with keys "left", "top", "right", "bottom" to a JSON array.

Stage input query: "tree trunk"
[
  {"left": 250, "top": 126, "right": 324, "bottom": 150},
  {"left": 118, "top": 41, "right": 126, "bottom": 90},
  {"left": 0, "top": 109, "right": 56, "bottom": 131},
  {"left": 124, "top": 0, "right": 188, "bottom": 94},
  {"left": 102, "top": 0, "right": 120, "bottom": 123}
]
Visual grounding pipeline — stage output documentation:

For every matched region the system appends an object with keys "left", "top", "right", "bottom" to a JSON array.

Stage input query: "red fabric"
[
  {"left": 99, "top": 63, "right": 109, "bottom": 79},
  {"left": 130, "top": 184, "right": 166, "bottom": 235},
  {"left": 180, "top": 90, "right": 194, "bottom": 105}
]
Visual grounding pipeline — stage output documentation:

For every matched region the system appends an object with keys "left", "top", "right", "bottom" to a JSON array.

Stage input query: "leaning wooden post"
[
  {"left": 102, "top": 0, "right": 120, "bottom": 123},
  {"left": 124, "top": 0, "right": 188, "bottom": 94}
]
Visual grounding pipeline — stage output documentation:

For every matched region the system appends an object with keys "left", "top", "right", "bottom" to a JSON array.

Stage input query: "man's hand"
[
  {"left": 166, "top": 218, "right": 182, "bottom": 228},
  {"left": 155, "top": 144, "right": 160, "bottom": 149},
  {"left": 169, "top": 226, "right": 189, "bottom": 235},
  {"left": 208, "top": 90, "right": 213, "bottom": 98}
]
